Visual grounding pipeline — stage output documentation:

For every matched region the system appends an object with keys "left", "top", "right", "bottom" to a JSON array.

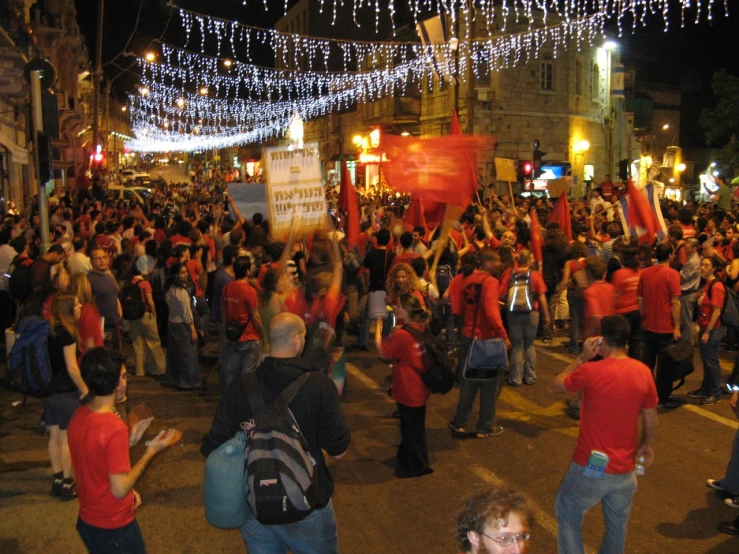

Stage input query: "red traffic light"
[
  {"left": 94, "top": 153, "right": 104, "bottom": 163},
  {"left": 523, "top": 162, "right": 532, "bottom": 174}
]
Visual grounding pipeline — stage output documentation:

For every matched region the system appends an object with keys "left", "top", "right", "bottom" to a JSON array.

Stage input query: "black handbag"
[{"left": 463, "top": 276, "right": 508, "bottom": 381}]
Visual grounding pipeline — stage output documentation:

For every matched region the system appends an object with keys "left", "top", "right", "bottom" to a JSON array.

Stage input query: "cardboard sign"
[
  {"left": 547, "top": 176, "right": 573, "bottom": 198},
  {"left": 494, "top": 157, "right": 518, "bottom": 183},
  {"left": 263, "top": 143, "right": 326, "bottom": 239}
]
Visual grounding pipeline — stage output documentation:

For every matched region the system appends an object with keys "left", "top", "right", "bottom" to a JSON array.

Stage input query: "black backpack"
[
  {"left": 707, "top": 280, "right": 739, "bottom": 328},
  {"left": 402, "top": 325, "right": 455, "bottom": 394},
  {"left": 119, "top": 279, "right": 146, "bottom": 321},
  {"left": 243, "top": 372, "right": 319, "bottom": 525},
  {"left": 8, "top": 257, "right": 33, "bottom": 303}
]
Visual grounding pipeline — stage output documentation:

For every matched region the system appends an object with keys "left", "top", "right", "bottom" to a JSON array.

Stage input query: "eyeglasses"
[{"left": 480, "top": 531, "right": 531, "bottom": 548}]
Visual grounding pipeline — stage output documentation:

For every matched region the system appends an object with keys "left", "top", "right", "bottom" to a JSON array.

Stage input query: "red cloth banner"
[
  {"left": 626, "top": 179, "right": 658, "bottom": 242},
  {"left": 549, "top": 192, "right": 572, "bottom": 242},
  {"left": 405, "top": 194, "right": 427, "bottom": 229},
  {"left": 450, "top": 108, "right": 461, "bottom": 135},
  {"left": 381, "top": 134, "right": 490, "bottom": 209},
  {"left": 338, "top": 161, "right": 360, "bottom": 247}
]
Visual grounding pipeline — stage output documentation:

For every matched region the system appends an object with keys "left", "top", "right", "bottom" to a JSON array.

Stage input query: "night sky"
[{"left": 74, "top": 0, "right": 737, "bottom": 149}]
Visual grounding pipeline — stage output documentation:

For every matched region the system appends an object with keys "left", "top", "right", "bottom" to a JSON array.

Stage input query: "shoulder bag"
[{"left": 464, "top": 276, "right": 508, "bottom": 380}]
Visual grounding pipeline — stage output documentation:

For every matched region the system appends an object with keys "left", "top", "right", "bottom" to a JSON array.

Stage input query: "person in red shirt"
[
  {"left": 449, "top": 249, "right": 511, "bottom": 439},
  {"left": 688, "top": 256, "right": 726, "bottom": 405},
  {"left": 69, "top": 273, "right": 104, "bottom": 358},
  {"left": 637, "top": 242, "right": 681, "bottom": 408},
  {"left": 385, "top": 262, "right": 426, "bottom": 326},
  {"left": 610, "top": 247, "right": 643, "bottom": 360},
  {"left": 550, "top": 316, "right": 658, "bottom": 554},
  {"left": 583, "top": 256, "right": 616, "bottom": 339},
  {"left": 69, "top": 348, "right": 176, "bottom": 553},
  {"left": 375, "top": 293, "right": 432, "bottom": 479},
  {"left": 221, "top": 256, "right": 264, "bottom": 393},
  {"left": 391, "top": 231, "right": 423, "bottom": 268},
  {"left": 499, "top": 250, "right": 550, "bottom": 386}
]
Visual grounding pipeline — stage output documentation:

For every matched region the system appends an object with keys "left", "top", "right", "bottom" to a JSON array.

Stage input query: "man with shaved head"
[{"left": 201, "top": 312, "right": 351, "bottom": 553}]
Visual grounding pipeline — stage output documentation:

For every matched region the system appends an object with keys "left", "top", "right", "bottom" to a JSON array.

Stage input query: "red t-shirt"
[
  {"left": 387, "top": 289, "right": 425, "bottom": 326},
  {"left": 565, "top": 357, "right": 658, "bottom": 474},
  {"left": 170, "top": 234, "right": 192, "bottom": 246},
  {"left": 153, "top": 229, "right": 167, "bottom": 244},
  {"left": 68, "top": 406, "right": 134, "bottom": 529},
  {"left": 186, "top": 258, "right": 204, "bottom": 297},
  {"left": 636, "top": 264, "right": 680, "bottom": 333},
  {"left": 221, "top": 280, "right": 261, "bottom": 341},
  {"left": 380, "top": 323, "right": 429, "bottom": 408},
  {"left": 460, "top": 271, "right": 508, "bottom": 341},
  {"left": 391, "top": 251, "right": 421, "bottom": 268},
  {"left": 78, "top": 302, "right": 104, "bottom": 356},
  {"left": 132, "top": 277, "right": 153, "bottom": 313},
  {"left": 679, "top": 223, "right": 696, "bottom": 240},
  {"left": 448, "top": 273, "right": 466, "bottom": 316},
  {"left": 285, "top": 288, "right": 346, "bottom": 329},
  {"left": 584, "top": 281, "right": 616, "bottom": 338},
  {"left": 257, "top": 262, "right": 282, "bottom": 290},
  {"left": 698, "top": 280, "right": 725, "bottom": 329},
  {"left": 611, "top": 268, "right": 641, "bottom": 314},
  {"left": 498, "top": 269, "right": 547, "bottom": 310}
]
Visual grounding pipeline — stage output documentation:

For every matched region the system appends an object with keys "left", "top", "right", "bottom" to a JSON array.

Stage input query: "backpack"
[
  {"left": 571, "top": 260, "right": 589, "bottom": 290},
  {"left": 5, "top": 316, "right": 52, "bottom": 397},
  {"left": 119, "top": 279, "right": 146, "bottom": 321},
  {"left": 422, "top": 284, "right": 442, "bottom": 336},
  {"left": 402, "top": 325, "right": 455, "bottom": 394},
  {"left": 665, "top": 338, "right": 694, "bottom": 391},
  {"left": 435, "top": 264, "right": 453, "bottom": 294},
  {"left": 8, "top": 256, "right": 34, "bottom": 303},
  {"left": 707, "top": 280, "right": 739, "bottom": 328},
  {"left": 507, "top": 271, "right": 534, "bottom": 314},
  {"left": 243, "top": 372, "right": 318, "bottom": 525}
]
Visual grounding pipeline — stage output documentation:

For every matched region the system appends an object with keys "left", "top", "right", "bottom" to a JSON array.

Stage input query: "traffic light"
[
  {"left": 533, "top": 141, "right": 547, "bottom": 179},
  {"left": 618, "top": 159, "right": 629, "bottom": 181},
  {"left": 37, "top": 132, "right": 53, "bottom": 183},
  {"left": 518, "top": 160, "right": 533, "bottom": 184}
]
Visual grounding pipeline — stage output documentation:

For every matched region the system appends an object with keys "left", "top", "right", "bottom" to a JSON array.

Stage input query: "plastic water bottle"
[{"left": 635, "top": 455, "right": 646, "bottom": 476}]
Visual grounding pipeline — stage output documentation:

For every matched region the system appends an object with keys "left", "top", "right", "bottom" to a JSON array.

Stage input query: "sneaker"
[
  {"left": 687, "top": 389, "right": 707, "bottom": 398},
  {"left": 541, "top": 337, "right": 552, "bottom": 343},
  {"left": 707, "top": 479, "right": 729, "bottom": 492},
  {"left": 477, "top": 426, "right": 503, "bottom": 438},
  {"left": 524, "top": 379, "right": 536, "bottom": 385},
  {"left": 724, "top": 497, "right": 739, "bottom": 509},
  {"left": 51, "top": 475, "right": 63, "bottom": 497},
  {"left": 449, "top": 423, "right": 466, "bottom": 438},
  {"left": 507, "top": 379, "right": 522, "bottom": 387},
  {"left": 657, "top": 399, "right": 683, "bottom": 409},
  {"left": 60, "top": 479, "right": 77, "bottom": 501},
  {"left": 702, "top": 395, "right": 720, "bottom": 406}
]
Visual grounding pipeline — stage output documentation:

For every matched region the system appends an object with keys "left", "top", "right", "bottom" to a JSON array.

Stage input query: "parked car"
[{"left": 108, "top": 185, "right": 151, "bottom": 204}]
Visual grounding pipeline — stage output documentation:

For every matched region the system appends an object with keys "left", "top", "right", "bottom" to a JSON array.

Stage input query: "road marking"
[
  {"left": 536, "top": 346, "right": 576, "bottom": 364},
  {"left": 681, "top": 404, "right": 739, "bottom": 430},
  {"left": 346, "top": 362, "right": 389, "bottom": 395},
  {"left": 469, "top": 465, "right": 596, "bottom": 554}
]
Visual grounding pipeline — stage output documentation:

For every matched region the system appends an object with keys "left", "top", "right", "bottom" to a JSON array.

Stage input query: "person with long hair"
[
  {"left": 558, "top": 241, "right": 588, "bottom": 353},
  {"left": 45, "top": 294, "right": 89, "bottom": 500},
  {"left": 69, "top": 273, "right": 103, "bottom": 357},
  {"left": 385, "top": 262, "right": 425, "bottom": 325},
  {"left": 375, "top": 293, "right": 433, "bottom": 478},
  {"left": 163, "top": 262, "right": 202, "bottom": 390}
]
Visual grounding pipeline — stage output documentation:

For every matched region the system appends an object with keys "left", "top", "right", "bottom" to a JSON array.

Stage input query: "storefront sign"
[{"left": 263, "top": 143, "right": 326, "bottom": 238}]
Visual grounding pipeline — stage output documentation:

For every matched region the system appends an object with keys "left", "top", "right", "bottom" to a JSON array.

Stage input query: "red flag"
[
  {"left": 424, "top": 202, "right": 446, "bottom": 226},
  {"left": 450, "top": 108, "right": 461, "bottom": 135},
  {"left": 549, "top": 192, "right": 572, "bottom": 242},
  {"left": 405, "top": 194, "right": 427, "bottom": 229},
  {"left": 626, "top": 179, "right": 658, "bottom": 241},
  {"left": 530, "top": 209, "right": 543, "bottom": 265},
  {"left": 381, "top": 134, "right": 489, "bottom": 209},
  {"left": 338, "top": 161, "right": 360, "bottom": 247}
]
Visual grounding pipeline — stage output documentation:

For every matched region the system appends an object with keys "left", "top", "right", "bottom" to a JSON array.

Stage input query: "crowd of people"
[{"left": 3, "top": 168, "right": 739, "bottom": 552}]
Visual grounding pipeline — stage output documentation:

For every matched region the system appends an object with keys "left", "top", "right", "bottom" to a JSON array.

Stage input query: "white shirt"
[{"left": 68, "top": 251, "right": 92, "bottom": 276}]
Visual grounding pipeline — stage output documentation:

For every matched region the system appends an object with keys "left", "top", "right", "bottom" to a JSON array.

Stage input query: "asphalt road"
[{"left": 1, "top": 334, "right": 739, "bottom": 553}]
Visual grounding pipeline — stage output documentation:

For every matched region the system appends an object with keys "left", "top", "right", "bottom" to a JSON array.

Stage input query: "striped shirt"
[{"left": 165, "top": 285, "right": 194, "bottom": 324}]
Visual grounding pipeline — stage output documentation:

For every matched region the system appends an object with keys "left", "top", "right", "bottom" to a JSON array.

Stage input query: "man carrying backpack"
[
  {"left": 500, "top": 250, "right": 549, "bottom": 386},
  {"left": 201, "top": 312, "right": 350, "bottom": 553}
]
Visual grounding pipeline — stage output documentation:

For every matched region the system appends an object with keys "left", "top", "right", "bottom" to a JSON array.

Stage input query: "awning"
[{"left": 0, "top": 130, "right": 29, "bottom": 164}]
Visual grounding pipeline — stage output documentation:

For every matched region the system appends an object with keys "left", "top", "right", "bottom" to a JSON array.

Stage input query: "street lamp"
[
  {"left": 604, "top": 40, "right": 618, "bottom": 51},
  {"left": 121, "top": 106, "right": 127, "bottom": 112},
  {"left": 144, "top": 52, "right": 156, "bottom": 62},
  {"left": 199, "top": 86, "right": 208, "bottom": 95},
  {"left": 223, "top": 59, "right": 233, "bottom": 68},
  {"left": 662, "top": 123, "right": 670, "bottom": 131}
]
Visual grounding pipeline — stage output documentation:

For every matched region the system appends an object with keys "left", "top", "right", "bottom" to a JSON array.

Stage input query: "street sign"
[{"left": 24, "top": 59, "right": 57, "bottom": 90}]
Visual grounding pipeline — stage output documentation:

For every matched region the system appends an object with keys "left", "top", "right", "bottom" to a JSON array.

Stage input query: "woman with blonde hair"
[
  {"left": 69, "top": 273, "right": 103, "bottom": 357},
  {"left": 385, "top": 262, "right": 426, "bottom": 326},
  {"left": 45, "top": 294, "right": 88, "bottom": 500}
]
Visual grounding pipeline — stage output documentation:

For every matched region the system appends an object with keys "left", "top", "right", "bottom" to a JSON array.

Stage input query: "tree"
[{"left": 701, "top": 70, "right": 739, "bottom": 170}]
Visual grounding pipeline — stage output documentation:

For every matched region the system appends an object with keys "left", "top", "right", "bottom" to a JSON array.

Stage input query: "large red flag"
[
  {"left": 626, "top": 179, "right": 658, "bottom": 242},
  {"left": 405, "top": 194, "right": 427, "bottom": 229},
  {"left": 382, "top": 134, "right": 489, "bottom": 208},
  {"left": 549, "top": 192, "right": 572, "bottom": 242},
  {"left": 530, "top": 208, "right": 543, "bottom": 265},
  {"left": 338, "top": 161, "right": 360, "bottom": 247},
  {"left": 450, "top": 108, "right": 461, "bottom": 135}
]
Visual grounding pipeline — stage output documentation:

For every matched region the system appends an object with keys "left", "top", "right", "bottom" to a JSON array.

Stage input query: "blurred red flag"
[
  {"left": 382, "top": 134, "right": 489, "bottom": 209},
  {"left": 626, "top": 179, "right": 658, "bottom": 242},
  {"left": 549, "top": 192, "right": 572, "bottom": 242},
  {"left": 530, "top": 209, "right": 543, "bottom": 264},
  {"left": 338, "top": 161, "right": 360, "bottom": 247},
  {"left": 405, "top": 194, "right": 427, "bottom": 229},
  {"left": 450, "top": 108, "right": 461, "bottom": 135}
]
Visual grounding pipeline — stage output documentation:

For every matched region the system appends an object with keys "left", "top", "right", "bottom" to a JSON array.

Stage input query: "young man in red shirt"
[
  {"left": 637, "top": 242, "right": 682, "bottom": 408},
  {"left": 551, "top": 315, "right": 658, "bottom": 554},
  {"left": 583, "top": 256, "right": 616, "bottom": 339},
  {"left": 68, "top": 348, "right": 175, "bottom": 553}
]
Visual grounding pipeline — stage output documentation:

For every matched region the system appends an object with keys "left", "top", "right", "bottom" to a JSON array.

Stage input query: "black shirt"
[
  {"left": 363, "top": 247, "right": 394, "bottom": 292},
  {"left": 48, "top": 325, "right": 76, "bottom": 394},
  {"left": 201, "top": 357, "right": 351, "bottom": 508}
]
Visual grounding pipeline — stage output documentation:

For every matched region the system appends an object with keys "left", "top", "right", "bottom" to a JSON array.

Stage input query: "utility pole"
[
  {"left": 91, "top": 0, "right": 104, "bottom": 160},
  {"left": 30, "top": 71, "right": 50, "bottom": 255}
]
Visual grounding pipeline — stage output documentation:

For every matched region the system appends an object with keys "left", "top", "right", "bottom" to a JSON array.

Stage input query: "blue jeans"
[
  {"left": 77, "top": 517, "right": 146, "bottom": 554},
  {"left": 555, "top": 462, "right": 638, "bottom": 554},
  {"left": 221, "top": 340, "right": 261, "bottom": 393},
  {"left": 508, "top": 311, "right": 539, "bottom": 384},
  {"left": 239, "top": 500, "right": 338, "bottom": 554},
  {"left": 357, "top": 301, "right": 392, "bottom": 347},
  {"left": 451, "top": 336, "right": 500, "bottom": 434},
  {"left": 699, "top": 326, "right": 726, "bottom": 397},
  {"left": 717, "top": 427, "right": 739, "bottom": 495}
]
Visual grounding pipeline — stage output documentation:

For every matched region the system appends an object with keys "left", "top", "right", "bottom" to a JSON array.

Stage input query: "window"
[
  {"left": 575, "top": 58, "right": 583, "bottom": 96},
  {"left": 540, "top": 54, "right": 554, "bottom": 91},
  {"left": 591, "top": 63, "right": 600, "bottom": 99}
]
